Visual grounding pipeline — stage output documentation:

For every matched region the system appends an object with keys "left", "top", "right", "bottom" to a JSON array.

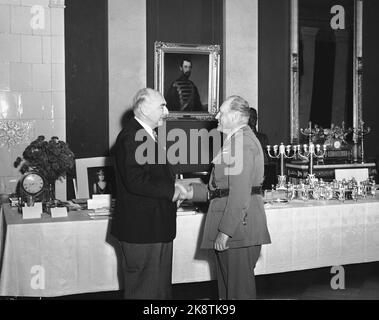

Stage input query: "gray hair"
[
  {"left": 132, "top": 88, "right": 153, "bottom": 113},
  {"left": 227, "top": 95, "right": 251, "bottom": 122}
]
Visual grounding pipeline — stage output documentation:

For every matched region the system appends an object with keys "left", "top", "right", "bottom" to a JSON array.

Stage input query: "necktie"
[
  {"left": 152, "top": 129, "right": 158, "bottom": 142},
  {"left": 153, "top": 128, "right": 167, "bottom": 152}
]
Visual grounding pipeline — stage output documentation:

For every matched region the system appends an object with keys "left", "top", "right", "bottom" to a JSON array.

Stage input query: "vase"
[
  {"left": 45, "top": 181, "right": 56, "bottom": 208},
  {"left": 49, "top": 182, "right": 56, "bottom": 199}
]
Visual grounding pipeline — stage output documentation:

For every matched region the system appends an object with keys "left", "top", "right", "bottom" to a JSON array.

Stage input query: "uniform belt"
[{"left": 208, "top": 186, "right": 262, "bottom": 200}]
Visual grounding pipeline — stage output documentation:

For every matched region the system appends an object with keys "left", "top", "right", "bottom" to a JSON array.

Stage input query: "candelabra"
[
  {"left": 298, "top": 122, "right": 326, "bottom": 180},
  {"left": 267, "top": 143, "right": 297, "bottom": 190},
  {"left": 300, "top": 121, "right": 323, "bottom": 143},
  {"left": 353, "top": 121, "right": 371, "bottom": 164},
  {"left": 296, "top": 143, "right": 327, "bottom": 180}
]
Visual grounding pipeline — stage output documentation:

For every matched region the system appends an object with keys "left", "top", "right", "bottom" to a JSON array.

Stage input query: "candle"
[
  {"left": 291, "top": 0, "right": 298, "bottom": 53},
  {"left": 356, "top": 0, "right": 363, "bottom": 58}
]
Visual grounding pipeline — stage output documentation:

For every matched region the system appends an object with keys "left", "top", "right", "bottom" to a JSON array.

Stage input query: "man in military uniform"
[
  {"left": 165, "top": 58, "right": 203, "bottom": 111},
  {"left": 178, "top": 96, "right": 271, "bottom": 299}
]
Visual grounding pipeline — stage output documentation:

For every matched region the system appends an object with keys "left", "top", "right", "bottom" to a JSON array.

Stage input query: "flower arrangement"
[
  {"left": 14, "top": 135, "right": 75, "bottom": 183},
  {"left": 323, "top": 122, "right": 352, "bottom": 148}
]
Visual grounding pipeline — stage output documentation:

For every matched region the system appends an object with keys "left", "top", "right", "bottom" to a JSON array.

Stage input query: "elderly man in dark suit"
[
  {"left": 111, "top": 88, "right": 184, "bottom": 299},
  {"left": 182, "top": 95, "right": 271, "bottom": 299}
]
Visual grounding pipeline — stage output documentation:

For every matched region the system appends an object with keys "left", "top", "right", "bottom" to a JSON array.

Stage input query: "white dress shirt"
[{"left": 134, "top": 116, "right": 156, "bottom": 141}]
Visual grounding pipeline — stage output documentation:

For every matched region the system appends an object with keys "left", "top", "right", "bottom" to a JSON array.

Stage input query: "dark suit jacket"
[
  {"left": 110, "top": 118, "right": 177, "bottom": 243},
  {"left": 192, "top": 125, "right": 271, "bottom": 249}
]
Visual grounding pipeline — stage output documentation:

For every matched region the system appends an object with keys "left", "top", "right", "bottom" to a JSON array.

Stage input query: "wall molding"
[{"left": 49, "top": 0, "right": 65, "bottom": 8}]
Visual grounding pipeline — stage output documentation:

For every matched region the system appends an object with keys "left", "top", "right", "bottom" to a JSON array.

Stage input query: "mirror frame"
[{"left": 290, "top": 0, "right": 363, "bottom": 143}]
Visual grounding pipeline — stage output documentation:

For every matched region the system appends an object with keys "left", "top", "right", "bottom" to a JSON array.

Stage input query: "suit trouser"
[
  {"left": 215, "top": 245, "right": 261, "bottom": 300},
  {"left": 119, "top": 241, "right": 173, "bottom": 300}
]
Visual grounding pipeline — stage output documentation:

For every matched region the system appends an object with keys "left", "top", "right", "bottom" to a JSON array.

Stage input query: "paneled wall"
[
  {"left": 108, "top": 0, "right": 146, "bottom": 147},
  {"left": 363, "top": 0, "right": 379, "bottom": 162},
  {"left": 0, "top": 0, "right": 66, "bottom": 198},
  {"left": 146, "top": 0, "right": 223, "bottom": 93},
  {"left": 65, "top": 0, "right": 109, "bottom": 158},
  {"left": 64, "top": 0, "right": 108, "bottom": 200},
  {"left": 224, "top": 0, "right": 258, "bottom": 109},
  {"left": 258, "top": 0, "right": 291, "bottom": 145}
]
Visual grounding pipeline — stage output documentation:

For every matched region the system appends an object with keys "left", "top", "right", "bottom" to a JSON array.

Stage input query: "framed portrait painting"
[
  {"left": 75, "top": 157, "right": 116, "bottom": 199},
  {"left": 154, "top": 41, "right": 221, "bottom": 120}
]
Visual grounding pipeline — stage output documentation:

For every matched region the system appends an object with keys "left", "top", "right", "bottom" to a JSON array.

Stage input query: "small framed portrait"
[
  {"left": 75, "top": 157, "right": 116, "bottom": 199},
  {"left": 154, "top": 41, "right": 221, "bottom": 120}
]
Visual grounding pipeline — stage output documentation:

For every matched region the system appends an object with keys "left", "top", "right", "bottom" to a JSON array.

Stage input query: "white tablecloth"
[
  {"left": 2, "top": 196, "right": 379, "bottom": 296},
  {"left": 258, "top": 198, "right": 379, "bottom": 274},
  {"left": 173, "top": 196, "right": 379, "bottom": 282},
  {"left": 0, "top": 206, "right": 120, "bottom": 297}
]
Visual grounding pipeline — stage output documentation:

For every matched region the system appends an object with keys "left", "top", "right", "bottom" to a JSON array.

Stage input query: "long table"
[
  {"left": 174, "top": 195, "right": 379, "bottom": 281},
  {"left": 1, "top": 195, "right": 379, "bottom": 297},
  {"left": 0, "top": 206, "right": 120, "bottom": 297}
]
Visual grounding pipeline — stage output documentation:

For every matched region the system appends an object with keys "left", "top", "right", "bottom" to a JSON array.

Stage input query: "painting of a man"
[{"left": 164, "top": 55, "right": 208, "bottom": 112}]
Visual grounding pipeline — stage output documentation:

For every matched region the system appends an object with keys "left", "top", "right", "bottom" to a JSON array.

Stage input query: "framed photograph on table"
[
  {"left": 75, "top": 157, "right": 116, "bottom": 199},
  {"left": 154, "top": 41, "right": 221, "bottom": 120}
]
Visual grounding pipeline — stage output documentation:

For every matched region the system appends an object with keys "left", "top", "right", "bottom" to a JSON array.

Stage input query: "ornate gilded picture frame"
[{"left": 154, "top": 41, "right": 220, "bottom": 120}]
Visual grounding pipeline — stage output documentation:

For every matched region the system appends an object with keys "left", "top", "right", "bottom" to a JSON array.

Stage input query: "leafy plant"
[{"left": 14, "top": 136, "right": 75, "bottom": 183}]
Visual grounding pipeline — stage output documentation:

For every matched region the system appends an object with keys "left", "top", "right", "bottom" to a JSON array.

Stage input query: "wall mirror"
[{"left": 290, "top": 0, "right": 363, "bottom": 143}]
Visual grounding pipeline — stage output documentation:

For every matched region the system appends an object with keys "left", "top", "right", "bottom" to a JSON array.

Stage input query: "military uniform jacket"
[
  {"left": 165, "top": 75, "right": 203, "bottom": 111},
  {"left": 192, "top": 125, "right": 271, "bottom": 249}
]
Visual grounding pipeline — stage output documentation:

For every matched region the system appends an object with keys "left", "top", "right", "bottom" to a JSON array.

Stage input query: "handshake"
[{"left": 172, "top": 181, "right": 194, "bottom": 203}]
